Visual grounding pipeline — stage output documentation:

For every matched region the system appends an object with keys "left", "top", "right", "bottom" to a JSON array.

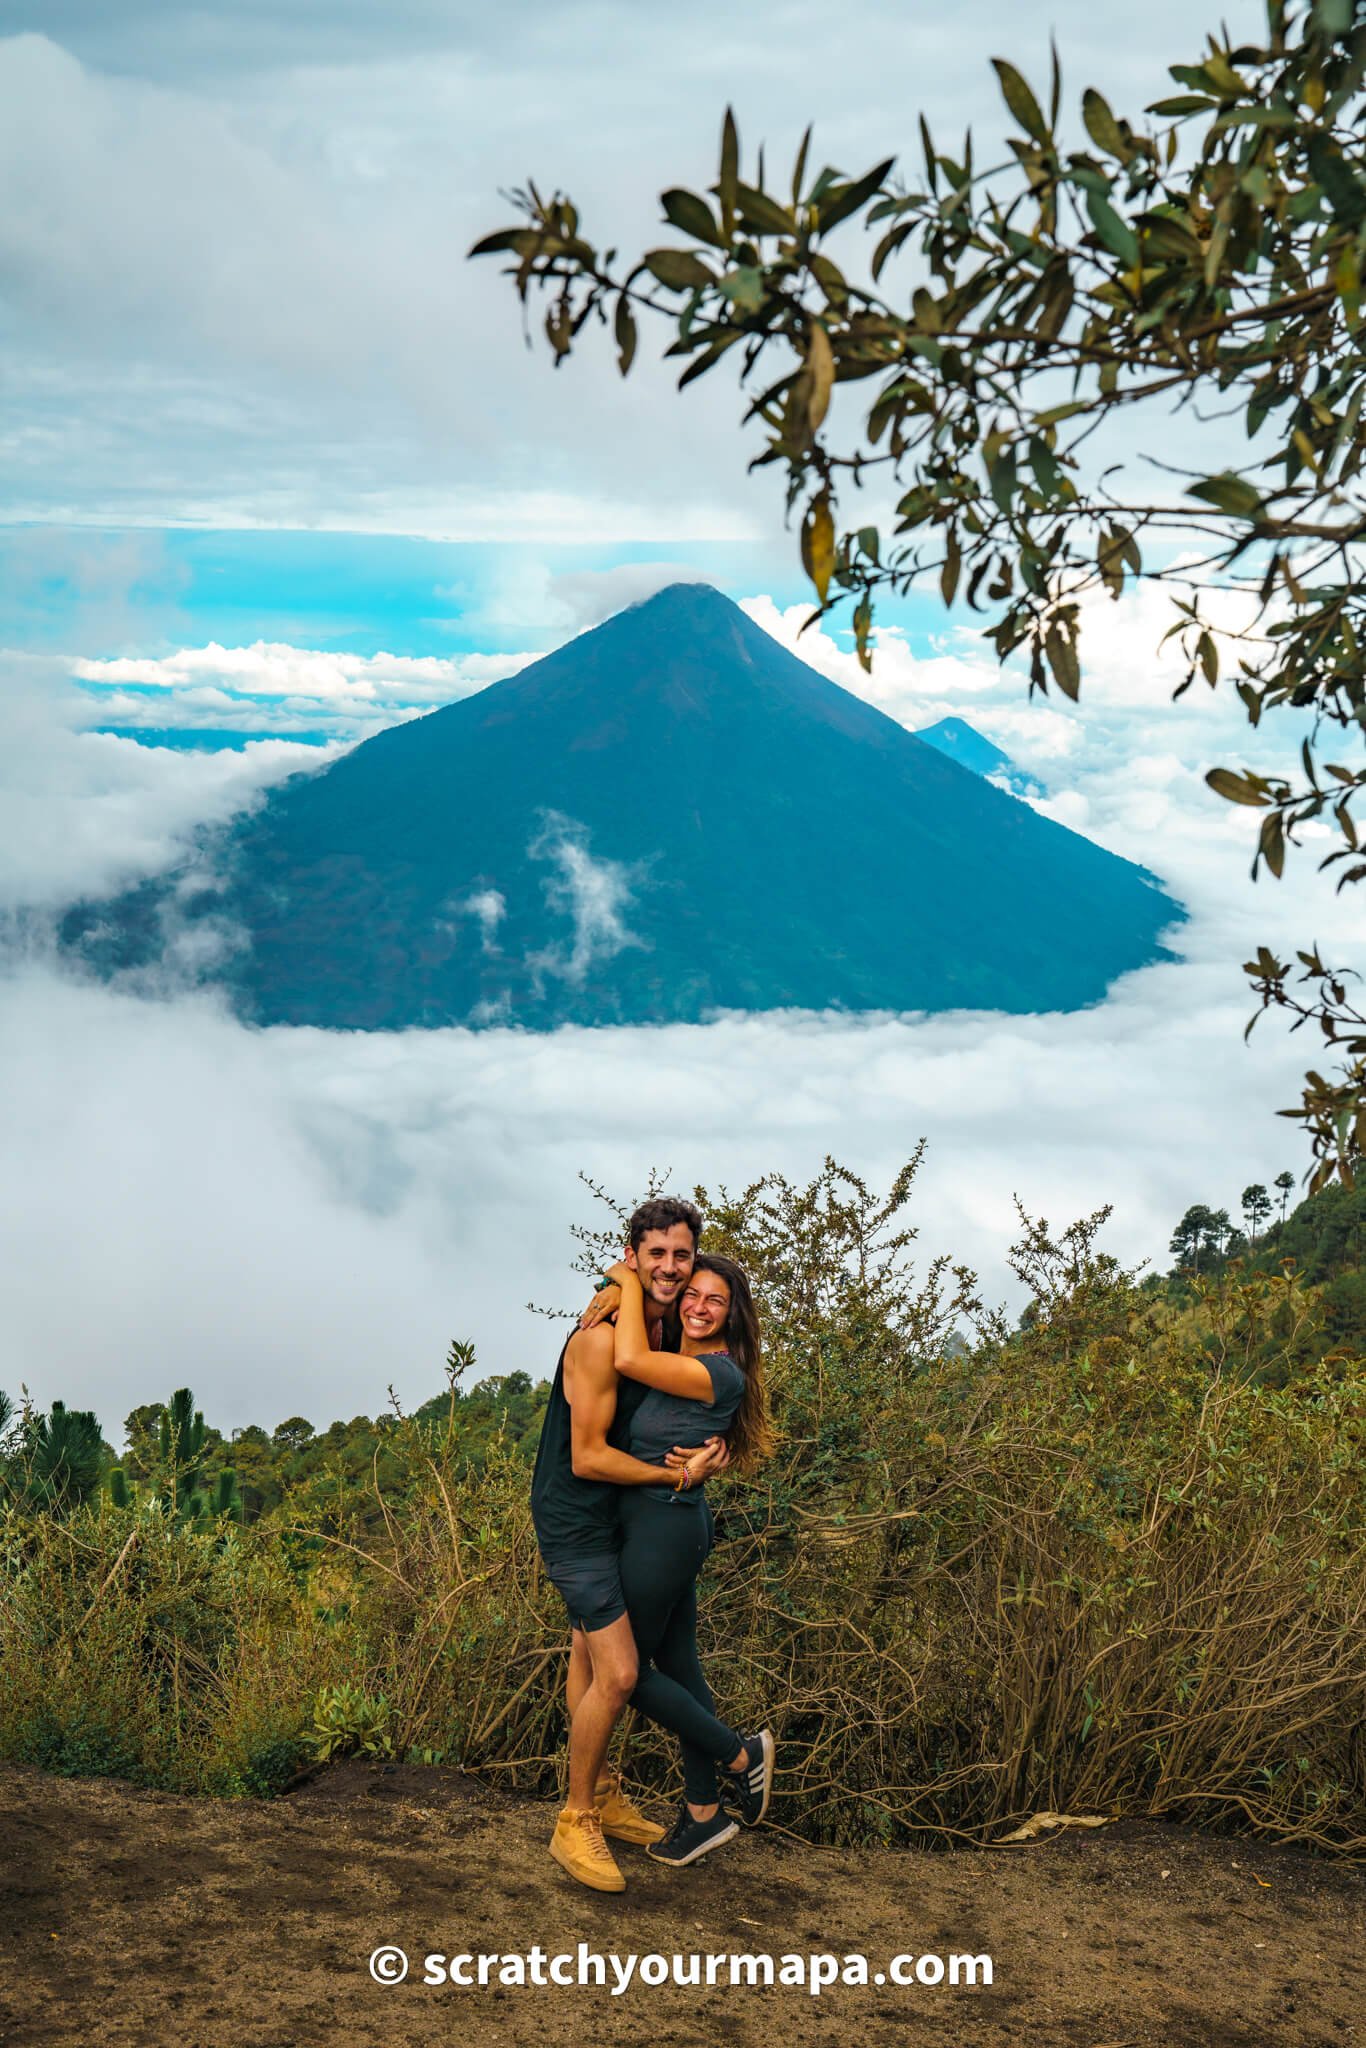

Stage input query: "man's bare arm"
[{"left": 566, "top": 1325, "right": 705, "bottom": 1485}]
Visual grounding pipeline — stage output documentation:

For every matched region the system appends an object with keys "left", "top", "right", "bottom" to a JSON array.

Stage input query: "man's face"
[{"left": 627, "top": 1225, "right": 696, "bottom": 1310}]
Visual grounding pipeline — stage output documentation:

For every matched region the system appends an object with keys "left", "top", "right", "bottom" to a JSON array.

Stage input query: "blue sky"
[
  {"left": 1, "top": 530, "right": 782, "bottom": 661},
  {"left": 3, "top": 527, "right": 810, "bottom": 661},
  {"left": 1, "top": 522, "right": 954, "bottom": 746}
]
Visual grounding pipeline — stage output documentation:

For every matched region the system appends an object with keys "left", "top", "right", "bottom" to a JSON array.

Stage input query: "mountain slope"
[
  {"left": 64, "top": 583, "right": 1182, "bottom": 1028},
  {"left": 914, "top": 716, "right": 1038, "bottom": 796}
]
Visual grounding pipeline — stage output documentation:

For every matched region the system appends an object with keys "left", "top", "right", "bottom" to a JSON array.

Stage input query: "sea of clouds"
[{"left": 2, "top": 584, "right": 1359, "bottom": 1441}]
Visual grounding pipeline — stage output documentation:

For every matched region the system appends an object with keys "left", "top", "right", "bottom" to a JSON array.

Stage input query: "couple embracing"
[{"left": 530, "top": 1196, "right": 775, "bottom": 1891}]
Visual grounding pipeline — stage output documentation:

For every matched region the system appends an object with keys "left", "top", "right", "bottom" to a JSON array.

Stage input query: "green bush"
[
  {"left": 0, "top": 1501, "right": 352, "bottom": 1796},
  {"left": 310, "top": 1683, "right": 394, "bottom": 1762}
]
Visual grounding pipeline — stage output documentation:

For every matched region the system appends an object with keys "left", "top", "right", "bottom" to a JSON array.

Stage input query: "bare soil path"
[{"left": 1, "top": 1759, "right": 1362, "bottom": 2048}]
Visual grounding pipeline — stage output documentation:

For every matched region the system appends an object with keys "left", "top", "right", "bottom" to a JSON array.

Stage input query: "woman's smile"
[{"left": 680, "top": 1281, "right": 729, "bottom": 1340}]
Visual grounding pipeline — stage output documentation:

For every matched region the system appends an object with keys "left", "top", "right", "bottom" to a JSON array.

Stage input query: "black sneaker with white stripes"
[
  {"left": 720, "top": 1727, "right": 774, "bottom": 1826},
  {"left": 646, "top": 1804, "right": 739, "bottom": 1867}
]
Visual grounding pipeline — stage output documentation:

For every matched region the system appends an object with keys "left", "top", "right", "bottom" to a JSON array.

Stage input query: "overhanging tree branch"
[{"left": 472, "top": 0, "right": 1366, "bottom": 1186}]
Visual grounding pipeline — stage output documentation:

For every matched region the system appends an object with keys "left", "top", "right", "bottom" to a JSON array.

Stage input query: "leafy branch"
[{"left": 472, "top": 0, "right": 1366, "bottom": 1186}]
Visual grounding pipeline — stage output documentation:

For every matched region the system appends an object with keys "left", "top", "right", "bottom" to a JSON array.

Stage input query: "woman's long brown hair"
[{"left": 688, "top": 1252, "right": 775, "bottom": 1476}]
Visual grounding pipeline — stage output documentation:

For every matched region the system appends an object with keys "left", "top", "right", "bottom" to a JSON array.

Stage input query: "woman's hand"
[
  {"left": 578, "top": 1281, "right": 621, "bottom": 1330},
  {"left": 577, "top": 1261, "right": 640, "bottom": 1329}
]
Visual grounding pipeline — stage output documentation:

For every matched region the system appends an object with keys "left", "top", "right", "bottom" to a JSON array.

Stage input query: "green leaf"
[
  {"left": 644, "top": 248, "right": 715, "bottom": 292},
  {"left": 1044, "top": 623, "right": 1081, "bottom": 699},
  {"left": 1135, "top": 211, "right": 1203, "bottom": 262},
  {"left": 814, "top": 158, "right": 897, "bottom": 234},
  {"left": 1084, "top": 188, "right": 1140, "bottom": 267},
  {"left": 1188, "top": 473, "right": 1266, "bottom": 519},
  {"left": 1206, "top": 767, "right": 1270, "bottom": 807},
  {"left": 1306, "top": 138, "right": 1366, "bottom": 227},
  {"left": 735, "top": 182, "right": 797, "bottom": 236},
  {"left": 719, "top": 109, "right": 739, "bottom": 238},
  {"left": 1167, "top": 62, "right": 1223, "bottom": 92},
  {"left": 1030, "top": 436, "right": 1061, "bottom": 499},
  {"left": 853, "top": 591, "right": 874, "bottom": 674},
  {"left": 719, "top": 266, "right": 765, "bottom": 313},
  {"left": 991, "top": 58, "right": 1048, "bottom": 142},
  {"left": 545, "top": 300, "right": 572, "bottom": 361},
  {"left": 613, "top": 294, "right": 637, "bottom": 376},
  {"left": 1034, "top": 400, "right": 1089, "bottom": 428},
  {"left": 940, "top": 526, "right": 961, "bottom": 606},
  {"left": 1258, "top": 809, "right": 1287, "bottom": 879},
  {"left": 1081, "top": 88, "right": 1128, "bottom": 161},
  {"left": 1097, "top": 526, "right": 1126, "bottom": 597},
  {"left": 987, "top": 446, "right": 1018, "bottom": 513},
  {"left": 1145, "top": 94, "right": 1217, "bottom": 116},
  {"left": 675, "top": 328, "right": 744, "bottom": 389},
  {"left": 660, "top": 187, "right": 725, "bottom": 246},
  {"left": 792, "top": 124, "right": 813, "bottom": 206},
  {"left": 467, "top": 227, "right": 538, "bottom": 259},
  {"left": 919, "top": 113, "right": 938, "bottom": 194},
  {"left": 1199, "top": 51, "right": 1251, "bottom": 96},
  {"left": 806, "top": 320, "right": 835, "bottom": 429},
  {"left": 801, "top": 492, "right": 836, "bottom": 603}
]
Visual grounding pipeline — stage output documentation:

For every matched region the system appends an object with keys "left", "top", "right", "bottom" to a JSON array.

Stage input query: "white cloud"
[
  {"left": 451, "top": 887, "right": 506, "bottom": 953},
  {"left": 0, "top": 652, "right": 330, "bottom": 916},
  {"left": 0, "top": 933, "right": 1345, "bottom": 1440},
  {"left": 0, "top": 3, "right": 1268, "bottom": 534},
  {"left": 528, "top": 811, "right": 646, "bottom": 986},
  {"left": 75, "top": 641, "right": 530, "bottom": 735},
  {"left": 545, "top": 562, "right": 710, "bottom": 632}
]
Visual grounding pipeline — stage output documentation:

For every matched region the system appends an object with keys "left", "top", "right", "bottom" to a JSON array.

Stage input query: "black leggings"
[{"left": 618, "top": 1489, "right": 741, "bottom": 1806}]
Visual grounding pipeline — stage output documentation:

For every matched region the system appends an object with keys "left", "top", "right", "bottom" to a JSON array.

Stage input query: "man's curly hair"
[{"left": 628, "top": 1196, "right": 703, "bottom": 1250}]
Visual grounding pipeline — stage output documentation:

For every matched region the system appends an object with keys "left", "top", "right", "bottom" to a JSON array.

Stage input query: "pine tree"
[
  {"left": 25, "top": 1401, "right": 106, "bottom": 1512},
  {"left": 1241, "top": 1183, "right": 1273, "bottom": 1248},
  {"left": 1170, "top": 1204, "right": 1219, "bottom": 1275}
]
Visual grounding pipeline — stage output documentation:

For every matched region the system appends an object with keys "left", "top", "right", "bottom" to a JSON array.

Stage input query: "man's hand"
[
  {"left": 664, "top": 1434, "right": 730, "bottom": 1479},
  {"left": 578, "top": 1281, "right": 622, "bottom": 1331}
]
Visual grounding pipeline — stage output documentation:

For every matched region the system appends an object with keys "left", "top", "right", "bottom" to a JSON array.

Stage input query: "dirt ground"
[{"left": 1, "top": 1759, "right": 1362, "bottom": 2048}]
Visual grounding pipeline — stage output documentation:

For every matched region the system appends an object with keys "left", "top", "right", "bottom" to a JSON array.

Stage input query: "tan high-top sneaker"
[
  {"left": 548, "top": 1806, "right": 626, "bottom": 1892},
  {"left": 595, "top": 1770, "right": 666, "bottom": 1846}
]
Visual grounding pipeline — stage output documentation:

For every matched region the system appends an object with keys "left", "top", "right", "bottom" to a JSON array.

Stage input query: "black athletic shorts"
[{"left": 540, "top": 1547, "right": 626, "bottom": 1633}]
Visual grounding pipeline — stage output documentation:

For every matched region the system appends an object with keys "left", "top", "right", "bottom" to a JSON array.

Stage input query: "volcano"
[{"left": 64, "top": 582, "right": 1181, "bottom": 1028}]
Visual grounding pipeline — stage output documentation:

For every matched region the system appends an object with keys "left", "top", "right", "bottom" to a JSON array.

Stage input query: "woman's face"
[{"left": 679, "top": 1269, "right": 731, "bottom": 1345}]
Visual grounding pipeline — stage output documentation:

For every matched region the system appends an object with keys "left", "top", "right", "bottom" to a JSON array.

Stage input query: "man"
[{"left": 530, "top": 1195, "right": 727, "bottom": 1892}]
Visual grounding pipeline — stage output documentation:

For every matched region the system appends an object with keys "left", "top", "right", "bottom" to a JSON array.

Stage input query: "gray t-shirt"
[{"left": 626, "top": 1351, "right": 745, "bottom": 1502}]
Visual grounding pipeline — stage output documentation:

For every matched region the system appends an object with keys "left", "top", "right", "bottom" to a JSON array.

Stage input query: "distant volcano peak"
[
  {"left": 61, "top": 582, "right": 1182, "bottom": 1031},
  {"left": 623, "top": 578, "right": 733, "bottom": 617}
]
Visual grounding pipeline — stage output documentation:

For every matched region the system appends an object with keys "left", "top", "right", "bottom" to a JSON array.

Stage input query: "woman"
[{"left": 603, "top": 1249, "right": 776, "bottom": 1866}]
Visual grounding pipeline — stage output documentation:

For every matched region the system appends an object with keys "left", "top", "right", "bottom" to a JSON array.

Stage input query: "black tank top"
[{"left": 530, "top": 1334, "right": 649, "bottom": 1560}]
